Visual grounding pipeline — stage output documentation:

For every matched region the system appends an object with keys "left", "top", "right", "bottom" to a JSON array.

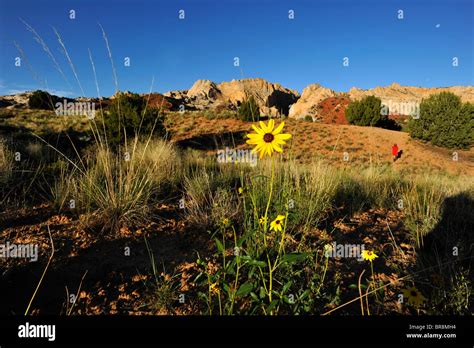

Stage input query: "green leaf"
[
  {"left": 239, "top": 255, "right": 252, "bottom": 262},
  {"left": 348, "top": 283, "right": 367, "bottom": 290},
  {"left": 249, "top": 259, "right": 267, "bottom": 268},
  {"left": 222, "top": 283, "right": 230, "bottom": 294},
  {"left": 250, "top": 292, "right": 259, "bottom": 302},
  {"left": 236, "top": 282, "right": 254, "bottom": 297},
  {"left": 266, "top": 300, "right": 279, "bottom": 312},
  {"left": 259, "top": 286, "right": 266, "bottom": 299},
  {"left": 281, "top": 252, "right": 310, "bottom": 264},
  {"left": 299, "top": 289, "right": 311, "bottom": 300},
  {"left": 282, "top": 281, "right": 292, "bottom": 294},
  {"left": 214, "top": 238, "right": 225, "bottom": 253}
]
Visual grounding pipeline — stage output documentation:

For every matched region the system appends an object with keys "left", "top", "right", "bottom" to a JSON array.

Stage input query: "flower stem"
[{"left": 263, "top": 158, "right": 275, "bottom": 309}]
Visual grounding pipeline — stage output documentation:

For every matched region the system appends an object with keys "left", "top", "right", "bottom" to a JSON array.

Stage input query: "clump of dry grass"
[
  {"left": 51, "top": 138, "right": 180, "bottom": 232},
  {"left": 183, "top": 168, "right": 240, "bottom": 228},
  {"left": 0, "top": 140, "right": 13, "bottom": 183}
]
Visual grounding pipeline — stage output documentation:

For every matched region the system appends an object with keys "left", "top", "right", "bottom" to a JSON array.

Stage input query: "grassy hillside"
[{"left": 0, "top": 109, "right": 473, "bottom": 315}]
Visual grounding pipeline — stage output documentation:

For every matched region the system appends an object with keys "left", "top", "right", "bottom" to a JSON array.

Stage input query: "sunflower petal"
[
  {"left": 267, "top": 119, "right": 275, "bottom": 133},
  {"left": 272, "top": 142, "right": 283, "bottom": 153},
  {"left": 259, "top": 121, "right": 269, "bottom": 133},
  {"left": 247, "top": 133, "right": 263, "bottom": 139},
  {"left": 272, "top": 121, "right": 285, "bottom": 135},
  {"left": 275, "top": 133, "right": 292, "bottom": 141},
  {"left": 266, "top": 144, "right": 273, "bottom": 157},
  {"left": 273, "top": 138, "right": 288, "bottom": 145},
  {"left": 252, "top": 124, "right": 264, "bottom": 135}
]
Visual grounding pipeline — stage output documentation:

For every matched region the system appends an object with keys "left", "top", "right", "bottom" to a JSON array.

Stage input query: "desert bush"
[
  {"left": 101, "top": 92, "right": 166, "bottom": 147},
  {"left": 237, "top": 96, "right": 260, "bottom": 122},
  {"left": 408, "top": 92, "right": 474, "bottom": 149},
  {"left": 28, "top": 90, "right": 55, "bottom": 110},
  {"left": 345, "top": 95, "right": 398, "bottom": 129},
  {"left": 304, "top": 115, "right": 313, "bottom": 122}
]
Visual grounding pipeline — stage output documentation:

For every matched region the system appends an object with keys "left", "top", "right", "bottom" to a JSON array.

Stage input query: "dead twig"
[{"left": 25, "top": 225, "right": 55, "bottom": 315}]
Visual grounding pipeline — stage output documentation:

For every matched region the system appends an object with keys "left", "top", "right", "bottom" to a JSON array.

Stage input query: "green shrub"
[
  {"left": 304, "top": 115, "right": 313, "bottom": 122},
  {"left": 345, "top": 95, "right": 398, "bottom": 129},
  {"left": 102, "top": 92, "right": 166, "bottom": 147},
  {"left": 408, "top": 92, "right": 474, "bottom": 149},
  {"left": 28, "top": 90, "right": 55, "bottom": 110},
  {"left": 237, "top": 96, "right": 260, "bottom": 122}
]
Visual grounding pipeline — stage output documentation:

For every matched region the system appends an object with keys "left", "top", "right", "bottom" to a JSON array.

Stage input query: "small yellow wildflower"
[
  {"left": 402, "top": 286, "right": 426, "bottom": 307},
  {"left": 210, "top": 282, "right": 220, "bottom": 295},
  {"left": 361, "top": 250, "right": 378, "bottom": 262},
  {"left": 270, "top": 214, "right": 286, "bottom": 232},
  {"left": 237, "top": 187, "right": 244, "bottom": 195},
  {"left": 246, "top": 120, "right": 292, "bottom": 158},
  {"left": 324, "top": 243, "right": 334, "bottom": 256},
  {"left": 259, "top": 216, "right": 267, "bottom": 225},
  {"left": 222, "top": 218, "right": 230, "bottom": 227}
]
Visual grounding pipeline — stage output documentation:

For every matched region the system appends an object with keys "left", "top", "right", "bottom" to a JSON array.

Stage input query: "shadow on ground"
[{"left": 175, "top": 130, "right": 247, "bottom": 151}]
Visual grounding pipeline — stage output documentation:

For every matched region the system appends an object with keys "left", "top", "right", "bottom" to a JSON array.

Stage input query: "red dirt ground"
[{"left": 316, "top": 97, "right": 351, "bottom": 125}]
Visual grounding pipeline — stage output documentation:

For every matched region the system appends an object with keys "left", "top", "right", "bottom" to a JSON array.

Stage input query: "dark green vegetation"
[
  {"left": 102, "top": 93, "right": 167, "bottom": 147},
  {"left": 345, "top": 95, "right": 399, "bottom": 130},
  {"left": 28, "top": 90, "right": 55, "bottom": 110},
  {"left": 237, "top": 96, "right": 260, "bottom": 122},
  {"left": 408, "top": 92, "right": 474, "bottom": 149}
]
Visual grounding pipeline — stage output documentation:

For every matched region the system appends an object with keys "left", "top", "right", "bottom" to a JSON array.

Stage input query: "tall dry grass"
[{"left": 51, "top": 138, "right": 179, "bottom": 231}]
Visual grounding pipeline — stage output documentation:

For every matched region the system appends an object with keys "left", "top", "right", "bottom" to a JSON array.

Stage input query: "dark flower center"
[
  {"left": 410, "top": 291, "right": 417, "bottom": 297},
  {"left": 276, "top": 220, "right": 280, "bottom": 225},
  {"left": 263, "top": 133, "right": 274, "bottom": 143}
]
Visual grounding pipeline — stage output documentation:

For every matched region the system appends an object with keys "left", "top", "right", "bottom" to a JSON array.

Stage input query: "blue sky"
[{"left": 0, "top": 0, "right": 472, "bottom": 97}]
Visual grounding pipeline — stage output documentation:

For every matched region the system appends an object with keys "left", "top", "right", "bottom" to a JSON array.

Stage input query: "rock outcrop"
[
  {"left": 0, "top": 93, "right": 32, "bottom": 109},
  {"left": 288, "top": 82, "right": 474, "bottom": 120},
  {"left": 288, "top": 84, "right": 339, "bottom": 119},
  {"left": 164, "top": 78, "right": 300, "bottom": 116},
  {"left": 217, "top": 78, "right": 300, "bottom": 116},
  {"left": 187, "top": 80, "right": 221, "bottom": 100},
  {"left": 348, "top": 83, "right": 474, "bottom": 104}
]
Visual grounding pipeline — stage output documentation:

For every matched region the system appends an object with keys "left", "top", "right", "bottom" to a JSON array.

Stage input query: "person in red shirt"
[{"left": 392, "top": 144, "right": 399, "bottom": 162}]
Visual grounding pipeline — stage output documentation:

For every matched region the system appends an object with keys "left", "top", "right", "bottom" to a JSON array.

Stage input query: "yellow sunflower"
[
  {"left": 270, "top": 214, "right": 286, "bottom": 232},
  {"left": 402, "top": 286, "right": 426, "bottom": 307},
  {"left": 361, "top": 250, "right": 378, "bottom": 262},
  {"left": 246, "top": 120, "right": 292, "bottom": 158}
]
